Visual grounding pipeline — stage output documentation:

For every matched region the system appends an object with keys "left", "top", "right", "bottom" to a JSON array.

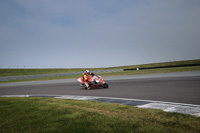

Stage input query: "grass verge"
[
  {"left": 0, "top": 59, "right": 200, "bottom": 83},
  {"left": 1, "top": 66, "right": 200, "bottom": 83},
  {"left": 1, "top": 59, "right": 200, "bottom": 77},
  {"left": 0, "top": 97, "right": 200, "bottom": 133}
]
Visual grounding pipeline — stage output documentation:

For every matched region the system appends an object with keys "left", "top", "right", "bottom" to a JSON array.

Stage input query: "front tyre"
[{"left": 102, "top": 83, "right": 109, "bottom": 88}]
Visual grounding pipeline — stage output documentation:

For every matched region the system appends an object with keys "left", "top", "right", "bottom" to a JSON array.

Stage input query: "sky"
[{"left": 0, "top": 0, "right": 200, "bottom": 68}]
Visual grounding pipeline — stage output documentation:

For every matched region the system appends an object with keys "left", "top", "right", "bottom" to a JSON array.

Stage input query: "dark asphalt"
[{"left": 1, "top": 76, "right": 200, "bottom": 105}]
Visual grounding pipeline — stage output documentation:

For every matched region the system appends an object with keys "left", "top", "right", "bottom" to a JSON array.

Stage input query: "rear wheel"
[{"left": 102, "top": 83, "right": 109, "bottom": 88}]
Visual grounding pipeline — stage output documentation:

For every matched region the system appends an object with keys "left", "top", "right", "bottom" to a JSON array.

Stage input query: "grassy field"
[
  {"left": 117, "top": 59, "right": 200, "bottom": 69},
  {"left": 1, "top": 60, "right": 200, "bottom": 132},
  {"left": 1, "top": 66, "right": 200, "bottom": 83},
  {"left": 0, "top": 59, "right": 199, "bottom": 77},
  {"left": 0, "top": 59, "right": 200, "bottom": 83},
  {"left": 0, "top": 97, "right": 200, "bottom": 133},
  {"left": 0, "top": 68, "right": 86, "bottom": 77}
]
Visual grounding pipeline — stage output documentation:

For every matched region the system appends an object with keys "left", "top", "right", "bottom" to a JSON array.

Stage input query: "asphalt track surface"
[{"left": 0, "top": 71, "right": 200, "bottom": 105}]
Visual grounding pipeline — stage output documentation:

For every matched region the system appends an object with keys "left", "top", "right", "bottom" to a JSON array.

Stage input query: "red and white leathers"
[{"left": 82, "top": 70, "right": 94, "bottom": 89}]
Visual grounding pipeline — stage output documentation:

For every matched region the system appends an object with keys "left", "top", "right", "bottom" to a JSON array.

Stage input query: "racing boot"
[{"left": 85, "top": 82, "right": 91, "bottom": 90}]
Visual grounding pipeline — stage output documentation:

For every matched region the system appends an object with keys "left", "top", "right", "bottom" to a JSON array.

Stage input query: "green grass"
[
  {"left": 1, "top": 59, "right": 199, "bottom": 77},
  {"left": 0, "top": 59, "right": 200, "bottom": 83},
  {"left": 1, "top": 66, "right": 200, "bottom": 83},
  {"left": 0, "top": 68, "right": 85, "bottom": 77},
  {"left": 101, "top": 66, "right": 200, "bottom": 76},
  {"left": 0, "top": 68, "right": 117, "bottom": 77},
  {"left": 114, "top": 59, "right": 200, "bottom": 69},
  {"left": 0, "top": 97, "right": 199, "bottom": 133}
]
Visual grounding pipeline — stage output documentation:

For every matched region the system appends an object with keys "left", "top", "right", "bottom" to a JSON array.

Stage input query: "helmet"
[{"left": 85, "top": 70, "right": 90, "bottom": 74}]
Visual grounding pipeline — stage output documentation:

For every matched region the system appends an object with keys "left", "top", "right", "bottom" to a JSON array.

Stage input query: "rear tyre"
[{"left": 103, "top": 83, "right": 109, "bottom": 88}]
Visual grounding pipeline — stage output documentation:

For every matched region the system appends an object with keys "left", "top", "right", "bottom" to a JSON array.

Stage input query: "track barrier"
[{"left": 124, "top": 63, "right": 200, "bottom": 71}]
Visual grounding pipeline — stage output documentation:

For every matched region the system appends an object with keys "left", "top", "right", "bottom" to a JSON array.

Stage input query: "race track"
[{"left": 1, "top": 71, "right": 200, "bottom": 105}]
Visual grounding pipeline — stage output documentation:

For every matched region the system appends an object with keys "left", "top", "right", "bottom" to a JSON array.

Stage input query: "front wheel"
[{"left": 102, "top": 83, "right": 109, "bottom": 88}]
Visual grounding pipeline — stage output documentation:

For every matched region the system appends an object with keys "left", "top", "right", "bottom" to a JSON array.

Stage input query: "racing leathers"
[{"left": 82, "top": 72, "right": 94, "bottom": 89}]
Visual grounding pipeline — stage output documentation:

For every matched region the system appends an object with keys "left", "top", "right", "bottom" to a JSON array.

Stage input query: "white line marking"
[
  {"left": 1, "top": 95, "right": 200, "bottom": 117},
  {"left": 1, "top": 95, "right": 29, "bottom": 97}
]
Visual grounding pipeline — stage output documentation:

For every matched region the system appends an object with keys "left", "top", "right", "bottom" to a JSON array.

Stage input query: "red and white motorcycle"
[{"left": 77, "top": 74, "right": 109, "bottom": 89}]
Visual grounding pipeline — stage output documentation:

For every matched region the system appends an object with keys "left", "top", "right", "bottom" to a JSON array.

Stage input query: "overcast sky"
[{"left": 0, "top": 0, "right": 200, "bottom": 68}]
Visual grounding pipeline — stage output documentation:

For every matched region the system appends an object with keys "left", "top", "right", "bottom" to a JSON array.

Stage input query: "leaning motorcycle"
[{"left": 77, "top": 74, "right": 109, "bottom": 89}]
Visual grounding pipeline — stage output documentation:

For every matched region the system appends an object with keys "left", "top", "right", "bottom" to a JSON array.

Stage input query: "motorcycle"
[{"left": 77, "top": 74, "right": 109, "bottom": 89}]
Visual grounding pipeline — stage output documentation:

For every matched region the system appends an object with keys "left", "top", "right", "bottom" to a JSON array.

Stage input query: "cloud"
[{"left": 0, "top": 0, "right": 200, "bottom": 68}]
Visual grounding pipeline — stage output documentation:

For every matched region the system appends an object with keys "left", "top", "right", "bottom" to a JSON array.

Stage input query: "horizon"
[{"left": 1, "top": 58, "right": 199, "bottom": 69}]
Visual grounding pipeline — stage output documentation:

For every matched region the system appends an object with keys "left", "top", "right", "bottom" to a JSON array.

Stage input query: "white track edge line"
[{"left": 1, "top": 94, "right": 200, "bottom": 107}]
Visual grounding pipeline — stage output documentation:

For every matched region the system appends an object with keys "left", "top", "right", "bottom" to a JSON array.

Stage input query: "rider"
[{"left": 83, "top": 70, "right": 94, "bottom": 90}]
